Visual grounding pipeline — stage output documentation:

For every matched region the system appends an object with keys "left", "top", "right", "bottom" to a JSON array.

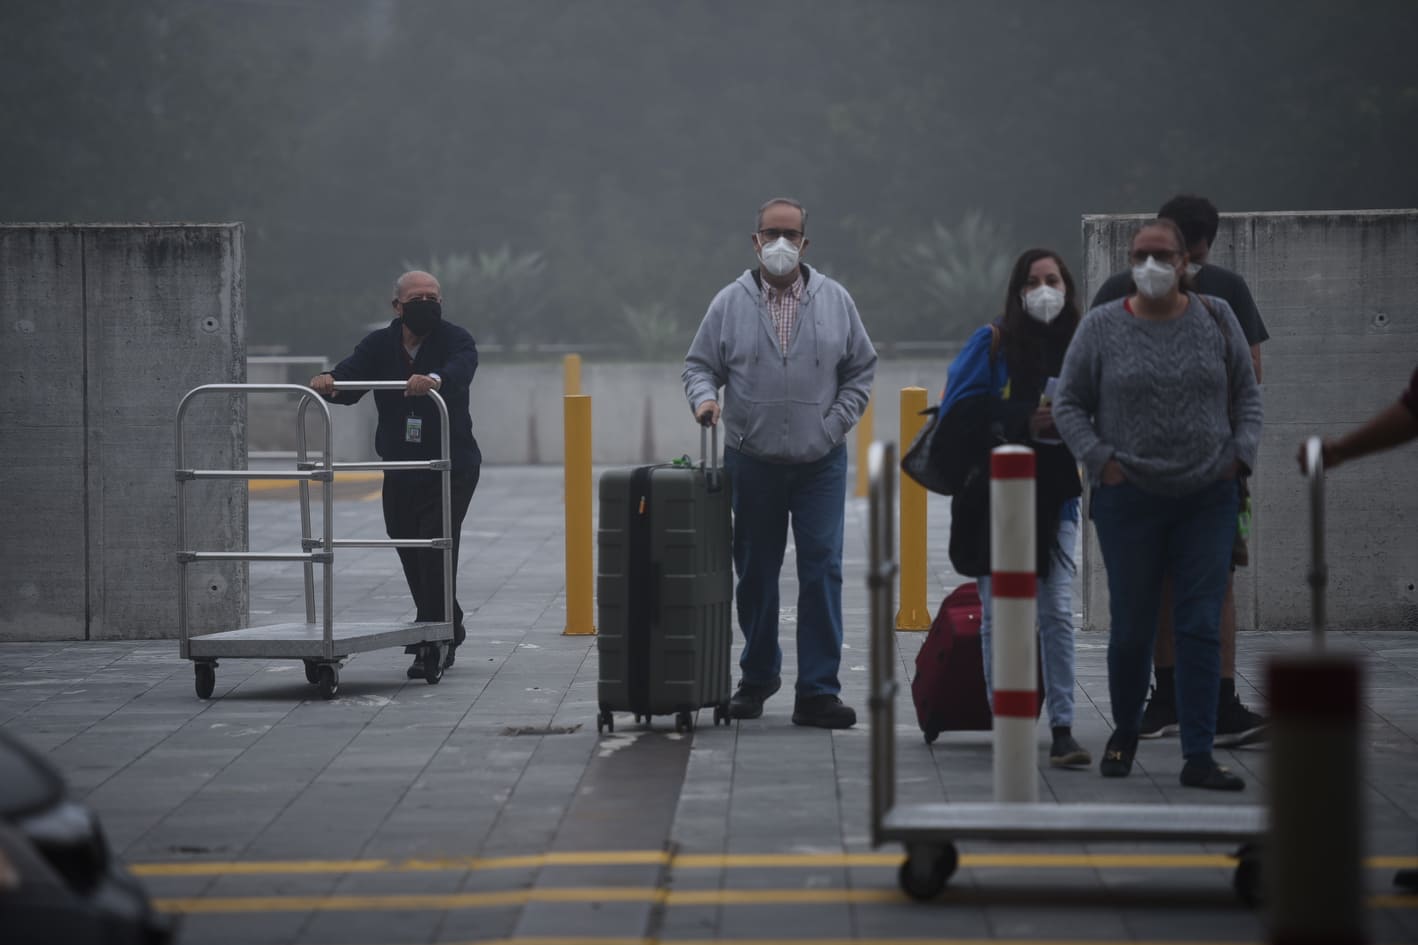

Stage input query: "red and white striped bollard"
[{"left": 990, "top": 445, "right": 1038, "bottom": 803}]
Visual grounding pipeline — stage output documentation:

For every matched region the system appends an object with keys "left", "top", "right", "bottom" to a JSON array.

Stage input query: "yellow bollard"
[
  {"left": 563, "top": 353, "right": 582, "bottom": 395},
  {"left": 563, "top": 394, "right": 596, "bottom": 635},
  {"left": 854, "top": 394, "right": 874, "bottom": 498},
  {"left": 896, "top": 386, "right": 932, "bottom": 631}
]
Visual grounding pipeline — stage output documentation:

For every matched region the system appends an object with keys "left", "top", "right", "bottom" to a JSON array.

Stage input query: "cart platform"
[
  {"left": 187, "top": 621, "right": 448, "bottom": 660},
  {"left": 880, "top": 802, "right": 1264, "bottom": 845}
]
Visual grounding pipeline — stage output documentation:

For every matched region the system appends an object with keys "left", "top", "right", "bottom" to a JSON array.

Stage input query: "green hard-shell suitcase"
[{"left": 596, "top": 425, "right": 732, "bottom": 733}]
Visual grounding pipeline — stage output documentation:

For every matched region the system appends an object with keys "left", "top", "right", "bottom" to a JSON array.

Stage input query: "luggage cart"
[
  {"left": 865, "top": 441, "right": 1267, "bottom": 904},
  {"left": 175, "top": 382, "right": 454, "bottom": 700}
]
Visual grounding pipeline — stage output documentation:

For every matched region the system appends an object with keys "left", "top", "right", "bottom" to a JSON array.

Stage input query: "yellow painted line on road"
[
  {"left": 247, "top": 472, "right": 384, "bottom": 493},
  {"left": 130, "top": 850, "right": 1418, "bottom": 878},
  {"left": 453, "top": 939, "right": 1418, "bottom": 945},
  {"left": 455, "top": 940, "right": 1259, "bottom": 945},
  {"left": 154, "top": 887, "right": 899, "bottom": 914},
  {"left": 153, "top": 886, "right": 1418, "bottom": 915},
  {"left": 135, "top": 850, "right": 669, "bottom": 877}
]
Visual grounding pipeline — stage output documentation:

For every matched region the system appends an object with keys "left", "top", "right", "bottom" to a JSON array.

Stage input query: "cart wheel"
[
  {"left": 1233, "top": 845, "right": 1262, "bottom": 907},
  {"left": 317, "top": 664, "right": 339, "bottom": 700},
  {"left": 422, "top": 646, "right": 443, "bottom": 685},
  {"left": 898, "top": 843, "right": 957, "bottom": 901},
  {"left": 194, "top": 663, "right": 216, "bottom": 700},
  {"left": 923, "top": 727, "right": 939, "bottom": 745},
  {"left": 303, "top": 661, "right": 320, "bottom": 684},
  {"left": 713, "top": 703, "right": 728, "bottom": 726},
  {"left": 675, "top": 710, "right": 694, "bottom": 734}
]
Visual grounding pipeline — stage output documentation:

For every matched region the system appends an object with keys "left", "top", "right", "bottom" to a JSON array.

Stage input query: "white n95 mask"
[
  {"left": 759, "top": 237, "right": 801, "bottom": 277},
  {"left": 1022, "top": 285, "right": 1065, "bottom": 323},
  {"left": 1132, "top": 257, "right": 1178, "bottom": 299}
]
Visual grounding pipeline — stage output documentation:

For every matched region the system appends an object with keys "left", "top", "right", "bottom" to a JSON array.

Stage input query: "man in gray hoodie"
[{"left": 683, "top": 198, "right": 877, "bottom": 729}]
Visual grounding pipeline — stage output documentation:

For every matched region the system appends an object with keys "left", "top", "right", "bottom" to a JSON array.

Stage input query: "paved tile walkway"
[{"left": 2, "top": 464, "right": 1415, "bottom": 944}]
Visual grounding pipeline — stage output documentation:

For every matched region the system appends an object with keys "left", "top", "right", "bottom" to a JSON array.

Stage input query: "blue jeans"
[
  {"left": 723, "top": 444, "right": 847, "bottom": 698},
  {"left": 979, "top": 501, "right": 1080, "bottom": 729},
  {"left": 1090, "top": 479, "right": 1240, "bottom": 761}
]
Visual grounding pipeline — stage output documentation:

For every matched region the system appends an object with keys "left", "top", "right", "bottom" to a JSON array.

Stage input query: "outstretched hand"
[{"left": 405, "top": 374, "right": 441, "bottom": 397}]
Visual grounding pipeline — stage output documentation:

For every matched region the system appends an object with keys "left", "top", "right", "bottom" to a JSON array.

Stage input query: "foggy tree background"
[{"left": 3, "top": 0, "right": 1417, "bottom": 358}]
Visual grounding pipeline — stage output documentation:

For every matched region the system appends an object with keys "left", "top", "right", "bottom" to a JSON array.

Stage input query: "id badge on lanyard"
[{"left": 401, "top": 344, "right": 424, "bottom": 443}]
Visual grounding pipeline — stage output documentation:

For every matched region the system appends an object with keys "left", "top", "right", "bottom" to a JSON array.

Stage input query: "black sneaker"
[
  {"left": 1214, "top": 692, "right": 1268, "bottom": 748},
  {"left": 1138, "top": 686, "right": 1179, "bottom": 739},
  {"left": 406, "top": 656, "right": 425, "bottom": 679},
  {"left": 1099, "top": 730, "right": 1137, "bottom": 778},
  {"left": 1049, "top": 733, "right": 1092, "bottom": 768},
  {"left": 1180, "top": 758, "right": 1245, "bottom": 791},
  {"left": 728, "top": 677, "right": 781, "bottom": 720},
  {"left": 791, "top": 694, "right": 857, "bottom": 729},
  {"left": 442, "top": 643, "right": 457, "bottom": 670}
]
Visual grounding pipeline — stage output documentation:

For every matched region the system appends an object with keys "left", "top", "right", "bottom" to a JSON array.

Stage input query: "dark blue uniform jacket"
[{"left": 327, "top": 318, "right": 482, "bottom": 474}]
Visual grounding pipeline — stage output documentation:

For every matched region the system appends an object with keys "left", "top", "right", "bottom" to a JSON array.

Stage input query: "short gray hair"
[
  {"left": 392, "top": 270, "right": 439, "bottom": 301},
  {"left": 755, "top": 197, "right": 807, "bottom": 233}
]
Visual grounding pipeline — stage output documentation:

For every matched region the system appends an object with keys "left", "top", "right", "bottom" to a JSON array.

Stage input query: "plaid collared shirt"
[{"left": 762, "top": 272, "right": 804, "bottom": 354}]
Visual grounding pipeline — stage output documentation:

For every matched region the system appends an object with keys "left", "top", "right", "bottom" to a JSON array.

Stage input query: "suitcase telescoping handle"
[{"left": 699, "top": 421, "right": 722, "bottom": 491}]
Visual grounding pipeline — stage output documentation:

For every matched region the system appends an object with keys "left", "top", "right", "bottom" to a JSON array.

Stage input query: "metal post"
[
  {"left": 854, "top": 394, "right": 874, "bottom": 499},
  {"left": 296, "top": 395, "right": 318, "bottom": 625},
  {"left": 867, "top": 441, "right": 899, "bottom": 844},
  {"left": 1266, "top": 658, "right": 1364, "bottom": 944},
  {"left": 896, "top": 387, "right": 931, "bottom": 631},
  {"left": 564, "top": 394, "right": 596, "bottom": 635},
  {"left": 990, "top": 445, "right": 1038, "bottom": 803},
  {"left": 320, "top": 393, "right": 335, "bottom": 660},
  {"left": 1305, "top": 436, "right": 1327, "bottom": 652},
  {"left": 563, "top": 353, "right": 582, "bottom": 396},
  {"left": 174, "top": 396, "right": 190, "bottom": 660},
  {"left": 1267, "top": 434, "right": 1365, "bottom": 945}
]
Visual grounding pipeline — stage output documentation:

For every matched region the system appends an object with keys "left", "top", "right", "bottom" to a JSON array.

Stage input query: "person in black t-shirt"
[{"left": 1089, "top": 195, "right": 1268, "bottom": 748}]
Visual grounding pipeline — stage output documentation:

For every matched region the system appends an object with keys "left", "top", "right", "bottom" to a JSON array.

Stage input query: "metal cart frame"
[
  {"left": 865, "top": 441, "right": 1266, "bottom": 903},
  {"left": 175, "top": 382, "right": 455, "bottom": 700}
]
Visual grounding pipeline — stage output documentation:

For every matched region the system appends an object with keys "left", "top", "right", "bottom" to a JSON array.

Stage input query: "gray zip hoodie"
[{"left": 683, "top": 265, "right": 877, "bottom": 464}]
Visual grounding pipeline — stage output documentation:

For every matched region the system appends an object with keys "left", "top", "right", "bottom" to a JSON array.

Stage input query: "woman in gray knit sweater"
[{"left": 1053, "top": 219, "right": 1263, "bottom": 791}]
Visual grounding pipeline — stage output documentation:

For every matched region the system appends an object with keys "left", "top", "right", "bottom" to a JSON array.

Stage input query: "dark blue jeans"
[
  {"left": 1090, "top": 478, "right": 1240, "bottom": 761},
  {"left": 723, "top": 444, "right": 847, "bottom": 698}
]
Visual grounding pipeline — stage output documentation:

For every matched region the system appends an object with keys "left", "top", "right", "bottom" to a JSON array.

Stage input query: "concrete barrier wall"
[
  {"left": 247, "top": 357, "right": 960, "bottom": 466},
  {"left": 1081, "top": 210, "right": 1418, "bottom": 631},
  {"left": 0, "top": 225, "right": 246, "bottom": 641},
  {"left": 467, "top": 359, "right": 953, "bottom": 466}
]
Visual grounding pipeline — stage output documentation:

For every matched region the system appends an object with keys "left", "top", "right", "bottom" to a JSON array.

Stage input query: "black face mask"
[{"left": 401, "top": 299, "right": 441, "bottom": 337}]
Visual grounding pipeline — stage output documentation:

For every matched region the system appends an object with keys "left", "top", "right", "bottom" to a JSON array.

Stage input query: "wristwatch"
[{"left": 428, "top": 372, "right": 441, "bottom": 389}]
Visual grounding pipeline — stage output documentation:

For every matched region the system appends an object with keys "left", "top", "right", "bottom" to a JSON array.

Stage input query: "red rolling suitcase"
[{"left": 911, "top": 582, "right": 1042, "bottom": 743}]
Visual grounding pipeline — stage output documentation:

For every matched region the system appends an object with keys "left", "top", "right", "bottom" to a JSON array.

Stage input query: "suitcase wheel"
[
  {"left": 597, "top": 709, "right": 615, "bottom": 734},
  {"left": 1232, "top": 843, "right": 1262, "bottom": 907},
  {"left": 713, "top": 703, "right": 729, "bottom": 726},
  {"left": 923, "top": 727, "right": 939, "bottom": 745},
  {"left": 674, "top": 710, "right": 694, "bottom": 734},
  {"left": 898, "top": 843, "right": 957, "bottom": 901},
  {"left": 194, "top": 661, "right": 217, "bottom": 700}
]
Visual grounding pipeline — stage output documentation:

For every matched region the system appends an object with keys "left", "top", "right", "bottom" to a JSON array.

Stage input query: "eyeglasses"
[
  {"left": 1130, "top": 249, "right": 1180, "bottom": 265},
  {"left": 758, "top": 228, "right": 804, "bottom": 243}
]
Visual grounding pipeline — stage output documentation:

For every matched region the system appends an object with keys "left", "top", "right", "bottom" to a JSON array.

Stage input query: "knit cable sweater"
[{"left": 1053, "top": 295, "right": 1262, "bottom": 496}]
